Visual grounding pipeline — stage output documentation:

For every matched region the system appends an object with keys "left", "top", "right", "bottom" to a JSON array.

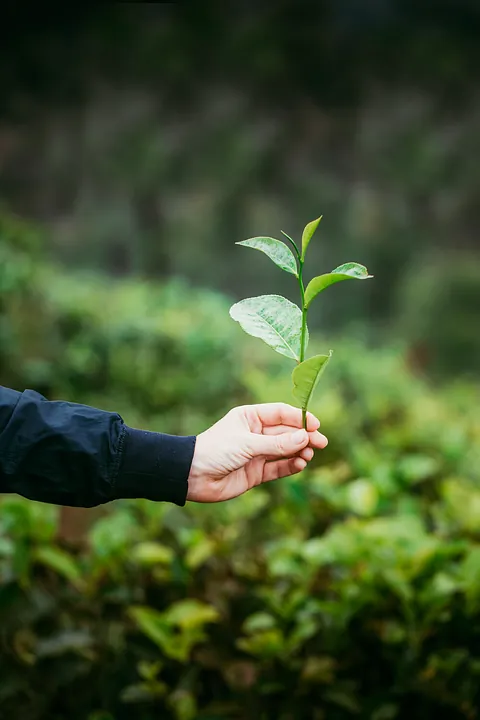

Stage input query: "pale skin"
[{"left": 187, "top": 402, "right": 328, "bottom": 503}]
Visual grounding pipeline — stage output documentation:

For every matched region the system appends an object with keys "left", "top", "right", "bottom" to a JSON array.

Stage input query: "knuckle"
[{"left": 227, "top": 406, "right": 243, "bottom": 418}]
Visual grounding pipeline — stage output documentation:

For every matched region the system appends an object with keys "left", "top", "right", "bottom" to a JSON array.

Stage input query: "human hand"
[{"left": 187, "top": 403, "right": 328, "bottom": 503}]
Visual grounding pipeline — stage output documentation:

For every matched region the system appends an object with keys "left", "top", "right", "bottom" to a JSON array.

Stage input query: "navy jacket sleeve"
[{"left": 0, "top": 386, "right": 196, "bottom": 508}]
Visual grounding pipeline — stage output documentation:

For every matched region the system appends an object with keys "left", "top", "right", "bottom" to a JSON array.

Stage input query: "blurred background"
[{"left": 1, "top": 3, "right": 480, "bottom": 719}]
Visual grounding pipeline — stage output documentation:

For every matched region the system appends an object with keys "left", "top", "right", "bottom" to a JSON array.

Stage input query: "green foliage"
[
  {"left": 236, "top": 237, "right": 298, "bottom": 277},
  {"left": 0, "top": 219, "right": 248, "bottom": 433},
  {"left": 128, "top": 600, "right": 220, "bottom": 663},
  {"left": 292, "top": 351, "right": 332, "bottom": 409},
  {"left": 232, "top": 218, "right": 372, "bottom": 424},
  {"left": 304, "top": 263, "right": 373, "bottom": 309},
  {"left": 2, "top": 224, "right": 480, "bottom": 718},
  {"left": 301, "top": 215, "right": 322, "bottom": 261},
  {"left": 3, "top": 32, "right": 479, "bottom": 369},
  {"left": 0, "top": 209, "right": 41, "bottom": 294},
  {"left": 2, "top": 6, "right": 480, "bottom": 374},
  {"left": 229, "top": 294, "right": 307, "bottom": 361}
]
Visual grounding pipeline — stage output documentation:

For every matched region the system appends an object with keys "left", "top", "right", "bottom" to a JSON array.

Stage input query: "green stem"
[
  {"left": 298, "top": 258, "right": 308, "bottom": 429},
  {"left": 302, "top": 407, "right": 307, "bottom": 429}
]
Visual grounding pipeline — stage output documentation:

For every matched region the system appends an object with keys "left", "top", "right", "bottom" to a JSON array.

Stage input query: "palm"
[{"left": 213, "top": 457, "right": 268, "bottom": 501}]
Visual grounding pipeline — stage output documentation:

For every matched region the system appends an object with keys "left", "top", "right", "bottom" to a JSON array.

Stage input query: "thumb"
[{"left": 248, "top": 429, "right": 309, "bottom": 458}]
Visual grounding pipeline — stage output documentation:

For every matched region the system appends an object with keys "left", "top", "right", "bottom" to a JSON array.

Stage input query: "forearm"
[{"left": 0, "top": 386, "right": 195, "bottom": 507}]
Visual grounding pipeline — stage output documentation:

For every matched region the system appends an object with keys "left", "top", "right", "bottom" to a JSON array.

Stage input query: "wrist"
[
  {"left": 116, "top": 427, "right": 196, "bottom": 506},
  {"left": 186, "top": 431, "right": 208, "bottom": 502}
]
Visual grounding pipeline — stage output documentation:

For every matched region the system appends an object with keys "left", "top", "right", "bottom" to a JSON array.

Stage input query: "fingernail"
[{"left": 292, "top": 429, "right": 307, "bottom": 445}]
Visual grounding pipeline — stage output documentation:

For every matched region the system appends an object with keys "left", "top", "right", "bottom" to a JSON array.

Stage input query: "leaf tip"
[
  {"left": 228, "top": 303, "right": 239, "bottom": 320},
  {"left": 301, "top": 215, "right": 323, "bottom": 259}
]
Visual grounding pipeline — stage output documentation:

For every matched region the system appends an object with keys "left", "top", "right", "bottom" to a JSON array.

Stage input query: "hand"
[{"left": 187, "top": 403, "right": 328, "bottom": 503}]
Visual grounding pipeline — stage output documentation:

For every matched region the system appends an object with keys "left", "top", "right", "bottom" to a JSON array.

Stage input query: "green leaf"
[
  {"left": 304, "top": 262, "right": 373, "bottom": 308},
  {"left": 129, "top": 602, "right": 219, "bottom": 662},
  {"left": 301, "top": 655, "right": 337, "bottom": 683},
  {"left": 242, "top": 612, "right": 277, "bottom": 634},
  {"left": 184, "top": 537, "right": 215, "bottom": 569},
  {"left": 131, "top": 542, "right": 174, "bottom": 566},
  {"left": 229, "top": 294, "right": 307, "bottom": 361},
  {"left": 292, "top": 351, "right": 332, "bottom": 410},
  {"left": 236, "top": 237, "right": 298, "bottom": 276},
  {"left": 301, "top": 216, "right": 322, "bottom": 259},
  {"left": 168, "top": 689, "right": 198, "bottom": 720},
  {"left": 128, "top": 606, "right": 173, "bottom": 654},
  {"left": 333, "top": 262, "right": 374, "bottom": 278},
  {"left": 397, "top": 455, "right": 440, "bottom": 484},
  {"left": 236, "top": 628, "right": 285, "bottom": 659},
  {"left": 138, "top": 659, "right": 164, "bottom": 681},
  {"left": 346, "top": 479, "right": 379, "bottom": 516},
  {"left": 34, "top": 546, "right": 83, "bottom": 588},
  {"left": 163, "top": 599, "right": 220, "bottom": 629}
]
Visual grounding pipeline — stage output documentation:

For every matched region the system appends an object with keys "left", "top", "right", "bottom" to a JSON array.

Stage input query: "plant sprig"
[{"left": 230, "top": 216, "right": 373, "bottom": 428}]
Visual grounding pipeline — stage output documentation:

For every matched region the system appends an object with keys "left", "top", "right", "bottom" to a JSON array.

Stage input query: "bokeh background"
[{"left": 1, "top": 3, "right": 480, "bottom": 719}]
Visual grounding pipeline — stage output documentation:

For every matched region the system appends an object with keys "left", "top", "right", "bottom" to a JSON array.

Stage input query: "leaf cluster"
[{"left": 230, "top": 217, "right": 372, "bottom": 418}]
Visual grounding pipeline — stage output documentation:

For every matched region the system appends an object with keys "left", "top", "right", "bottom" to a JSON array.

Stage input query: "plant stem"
[{"left": 298, "top": 257, "right": 308, "bottom": 429}]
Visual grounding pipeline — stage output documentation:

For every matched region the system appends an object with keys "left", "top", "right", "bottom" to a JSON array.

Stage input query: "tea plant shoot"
[{"left": 229, "top": 216, "right": 373, "bottom": 428}]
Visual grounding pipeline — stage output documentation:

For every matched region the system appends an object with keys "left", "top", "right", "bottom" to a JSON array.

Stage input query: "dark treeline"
[
  {"left": 1, "top": 1, "right": 479, "bottom": 376},
  {"left": 2, "top": 2, "right": 480, "bottom": 114}
]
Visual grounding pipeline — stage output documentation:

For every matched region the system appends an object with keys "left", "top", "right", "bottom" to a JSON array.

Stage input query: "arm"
[
  {"left": 0, "top": 386, "right": 195, "bottom": 507},
  {"left": 0, "top": 386, "right": 328, "bottom": 508}
]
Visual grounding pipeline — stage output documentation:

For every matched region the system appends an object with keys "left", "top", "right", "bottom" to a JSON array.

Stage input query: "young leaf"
[
  {"left": 292, "top": 351, "right": 333, "bottom": 410},
  {"left": 301, "top": 216, "right": 322, "bottom": 260},
  {"left": 280, "top": 231, "right": 301, "bottom": 258},
  {"left": 304, "top": 262, "right": 373, "bottom": 308},
  {"left": 128, "top": 606, "right": 173, "bottom": 655},
  {"left": 332, "top": 262, "right": 374, "bottom": 278},
  {"left": 229, "top": 294, "right": 308, "bottom": 361},
  {"left": 162, "top": 599, "right": 220, "bottom": 629},
  {"left": 34, "top": 546, "right": 83, "bottom": 588},
  {"left": 131, "top": 542, "right": 174, "bottom": 566},
  {"left": 236, "top": 237, "right": 298, "bottom": 276}
]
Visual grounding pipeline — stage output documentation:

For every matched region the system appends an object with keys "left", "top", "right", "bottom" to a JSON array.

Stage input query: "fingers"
[
  {"left": 263, "top": 425, "right": 328, "bottom": 449},
  {"left": 300, "top": 446, "right": 314, "bottom": 462},
  {"left": 263, "top": 445, "right": 315, "bottom": 462},
  {"left": 248, "top": 428, "right": 310, "bottom": 458},
  {"left": 263, "top": 456, "right": 307, "bottom": 483},
  {"left": 252, "top": 403, "right": 320, "bottom": 432},
  {"left": 308, "top": 431, "right": 328, "bottom": 450}
]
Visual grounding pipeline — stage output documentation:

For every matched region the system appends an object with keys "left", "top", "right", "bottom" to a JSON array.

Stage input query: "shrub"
[{"left": 2, "top": 218, "right": 480, "bottom": 719}]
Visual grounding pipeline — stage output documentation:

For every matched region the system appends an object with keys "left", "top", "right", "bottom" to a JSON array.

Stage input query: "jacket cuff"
[{"left": 114, "top": 427, "right": 196, "bottom": 506}]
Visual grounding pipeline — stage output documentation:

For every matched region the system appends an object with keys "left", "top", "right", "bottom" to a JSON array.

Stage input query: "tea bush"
[{"left": 1, "top": 217, "right": 480, "bottom": 719}]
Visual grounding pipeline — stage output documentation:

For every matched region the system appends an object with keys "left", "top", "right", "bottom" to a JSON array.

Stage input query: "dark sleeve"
[{"left": 0, "top": 386, "right": 196, "bottom": 508}]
